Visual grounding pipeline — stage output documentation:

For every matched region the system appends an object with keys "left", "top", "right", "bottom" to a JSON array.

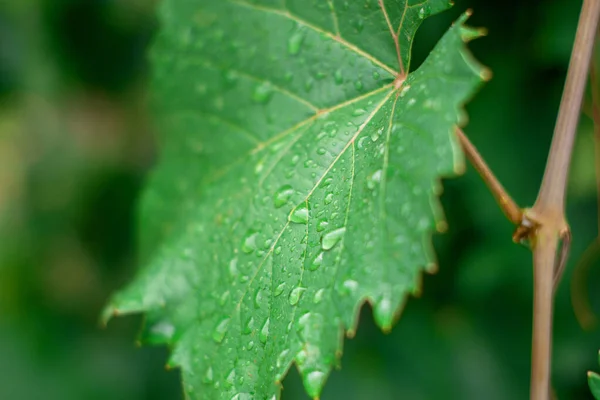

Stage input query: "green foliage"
[
  {"left": 104, "top": 1, "right": 487, "bottom": 398},
  {"left": 591, "top": 350, "right": 600, "bottom": 400}
]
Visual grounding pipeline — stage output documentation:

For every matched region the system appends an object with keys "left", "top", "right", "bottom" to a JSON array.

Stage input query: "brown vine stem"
[
  {"left": 456, "top": 128, "right": 522, "bottom": 225},
  {"left": 571, "top": 42, "right": 600, "bottom": 330},
  {"left": 524, "top": 1, "right": 600, "bottom": 399}
]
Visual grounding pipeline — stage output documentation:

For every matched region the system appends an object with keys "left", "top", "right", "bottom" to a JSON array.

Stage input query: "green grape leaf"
[
  {"left": 591, "top": 350, "right": 600, "bottom": 400},
  {"left": 104, "top": 0, "right": 488, "bottom": 398}
]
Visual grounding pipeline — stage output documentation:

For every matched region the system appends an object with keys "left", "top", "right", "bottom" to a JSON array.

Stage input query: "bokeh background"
[{"left": 1, "top": 0, "right": 599, "bottom": 399}]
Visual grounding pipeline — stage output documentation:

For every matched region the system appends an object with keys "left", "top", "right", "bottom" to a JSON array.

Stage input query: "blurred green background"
[{"left": 0, "top": 0, "right": 599, "bottom": 399}]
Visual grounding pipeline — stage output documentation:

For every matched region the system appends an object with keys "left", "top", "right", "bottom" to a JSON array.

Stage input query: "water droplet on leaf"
[
  {"left": 289, "top": 287, "right": 306, "bottom": 305},
  {"left": 322, "top": 227, "right": 346, "bottom": 250},
  {"left": 212, "top": 317, "right": 231, "bottom": 343},
  {"left": 288, "top": 28, "right": 305, "bottom": 55},
  {"left": 252, "top": 82, "right": 274, "bottom": 104},
  {"left": 309, "top": 252, "right": 324, "bottom": 271},
  {"left": 241, "top": 230, "right": 259, "bottom": 254},
  {"left": 289, "top": 205, "right": 309, "bottom": 224},
  {"left": 274, "top": 185, "right": 294, "bottom": 208},
  {"left": 259, "top": 318, "right": 270, "bottom": 343},
  {"left": 304, "top": 370, "right": 327, "bottom": 398}
]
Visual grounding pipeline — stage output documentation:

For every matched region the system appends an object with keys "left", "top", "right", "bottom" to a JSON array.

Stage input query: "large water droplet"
[
  {"left": 241, "top": 230, "right": 259, "bottom": 254},
  {"left": 289, "top": 205, "right": 309, "bottom": 224},
  {"left": 322, "top": 227, "right": 346, "bottom": 250},
  {"left": 252, "top": 81, "right": 274, "bottom": 104},
  {"left": 304, "top": 370, "right": 327, "bottom": 398},
  {"left": 374, "top": 297, "right": 394, "bottom": 331},
  {"left": 289, "top": 287, "right": 306, "bottom": 305},
  {"left": 149, "top": 321, "right": 175, "bottom": 341},
  {"left": 274, "top": 185, "right": 294, "bottom": 208},
  {"left": 309, "top": 252, "right": 324, "bottom": 271},
  {"left": 313, "top": 288, "right": 325, "bottom": 304},
  {"left": 212, "top": 317, "right": 231, "bottom": 343},
  {"left": 259, "top": 318, "right": 270, "bottom": 344},
  {"left": 341, "top": 279, "right": 359, "bottom": 296}
]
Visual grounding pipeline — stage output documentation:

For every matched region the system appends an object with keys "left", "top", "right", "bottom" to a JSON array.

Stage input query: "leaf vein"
[{"left": 228, "top": 0, "right": 397, "bottom": 75}]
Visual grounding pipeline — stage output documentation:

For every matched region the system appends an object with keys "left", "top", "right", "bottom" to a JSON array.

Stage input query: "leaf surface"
[{"left": 104, "top": 0, "right": 487, "bottom": 398}]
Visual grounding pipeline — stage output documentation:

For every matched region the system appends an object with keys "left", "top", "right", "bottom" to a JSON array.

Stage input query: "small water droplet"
[
  {"left": 322, "top": 227, "right": 346, "bottom": 250},
  {"left": 352, "top": 108, "right": 366, "bottom": 116},
  {"left": 276, "top": 349, "right": 290, "bottom": 368},
  {"left": 243, "top": 316, "right": 254, "bottom": 335},
  {"left": 289, "top": 205, "right": 309, "bottom": 224},
  {"left": 247, "top": 340, "right": 255, "bottom": 350},
  {"left": 274, "top": 246, "right": 282, "bottom": 255},
  {"left": 225, "top": 369, "right": 235, "bottom": 387},
  {"left": 399, "top": 85, "right": 411, "bottom": 97},
  {"left": 289, "top": 287, "right": 306, "bottom": 305},
  {"left": 230, "top": 393, "right": 253, "bottom": 400},
  {"left": 254, "top": 288, "right": 263, "bottom": 309},
  {"left": 274, "top": 184, "right": 294, "bottom": 208},
  {"left": 274, "top": 282, "right": 286, "bottom": 297},
  {"left": 324, "top": 193, "right": 334, "bottom": 205},
  {"left": 219, "top": 290, "right": 230, "bottom": 306},
  {"left": 259, "top": 318, "right": 270, "bottom": 343},
  {"left": 288, "top": 28, "right": 305, "bottom": 55},
  {"left": 313, "top": 288, "right": 325, "bottom": 304},
  {"left": 304, "top": 370, "right": 327, "bottom": 398},
  {"left": 305, "top": 78, "right": 314, "bottom": 92},
  {"left": 372, "top": 71, "right": 381, "bottom": 80},
  {"left": 367, "top": 169, "right": 383, "bottom": 190},
  {"left": 334, "top": 69, "right": 343, "bottom": 85},
  {"left": 355, "top": 18, "right": 364, "bottom": 32},
  {"left": 296, "top": 348, "right": 308, "bottom": 365},
  {"left": 354, "top": 80, "right": 363, "bottom": 91},
  {"left": 229, "top": 258, "right": 238, "bottom": 278},
  {"left": 316, "top": 218, "right": 329, "bottom": 232},
  {"left": 241, "top": 230, "right": 259, "bottom": 254},
  {"left": 252, "top": 82, "right": 274, "bottom": 104},
  {"left": 212, "top": 317, "right": 231, "bottom": 343},
  {"left": 203, "top": 366, "right": 214, "bottom": 384},
  {"left": 309, "top": 252, "right": 324, "bottom": 271},
  {"left": 371, "top": 127, "right": 384, "bottom": 142},
  {"left": 341, "top": 279, "right": 359, "bottom": 296},
  {"left": 316, "top": 147, "right": 326, "bottom": 155}
]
